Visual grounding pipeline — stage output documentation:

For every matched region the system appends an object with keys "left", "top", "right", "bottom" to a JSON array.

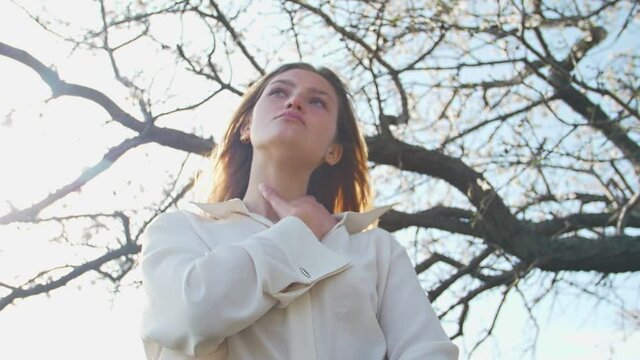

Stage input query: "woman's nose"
[{"left": 286, "top": 94, "right": 302, "bottom": 110}]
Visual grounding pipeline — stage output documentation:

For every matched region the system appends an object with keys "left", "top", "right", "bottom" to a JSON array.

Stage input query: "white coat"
[{"left": 140, "top": 199, "right": 459, "bottom": 359}]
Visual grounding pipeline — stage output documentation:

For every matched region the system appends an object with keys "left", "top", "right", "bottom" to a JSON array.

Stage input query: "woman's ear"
[
  {"left": 324, "top": 143, "right": 343, "bottom": 166},
  {"left": 241, "top": 124, "right": 250, "bottom": 137},
  {"left": 240, "top": 121, "right": 251, "bottom": 144}
]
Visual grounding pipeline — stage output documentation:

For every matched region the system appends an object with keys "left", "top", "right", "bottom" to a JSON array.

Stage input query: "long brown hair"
[{"left": 201, "top": 63, "right": 370, "bottom": 213}]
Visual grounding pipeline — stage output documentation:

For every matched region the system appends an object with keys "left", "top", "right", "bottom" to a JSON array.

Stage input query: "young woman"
[{"left": 140, "top": 63, "right": 459, "bottom": 359}]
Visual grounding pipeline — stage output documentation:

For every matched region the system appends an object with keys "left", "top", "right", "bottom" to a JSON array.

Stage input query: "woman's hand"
[{"left": 259, "top": 183, "right": 338, "bottom": 240}]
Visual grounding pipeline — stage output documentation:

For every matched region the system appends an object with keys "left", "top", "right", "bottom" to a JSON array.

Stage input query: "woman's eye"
[
  {"left": 310, "top": 98, "right": 326, "bottom": 108},
  {"left": 269, "top": 88, "right": 287, "bottom": 97}
]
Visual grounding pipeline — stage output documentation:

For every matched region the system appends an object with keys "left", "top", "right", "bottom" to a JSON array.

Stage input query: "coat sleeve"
[
  {"left": 376, "top": 230, "right": 459, "bottom": 360},
  {"left": 140, "top": 210, "right": 351, "bottom": 357}
]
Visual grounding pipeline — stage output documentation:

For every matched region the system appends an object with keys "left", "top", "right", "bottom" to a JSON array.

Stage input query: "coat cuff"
[{"left": 234, "top": 216, "right": 351, "bottom": 308}]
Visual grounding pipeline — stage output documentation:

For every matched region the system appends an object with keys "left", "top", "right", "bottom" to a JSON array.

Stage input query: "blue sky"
[{"left": 1, "top": 1, "right": 639, "bottom": 359}]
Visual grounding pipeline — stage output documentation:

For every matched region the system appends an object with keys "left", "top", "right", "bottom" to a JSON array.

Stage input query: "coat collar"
[{"left": 187, "top": 198, "right": 394, "bottom": 235}]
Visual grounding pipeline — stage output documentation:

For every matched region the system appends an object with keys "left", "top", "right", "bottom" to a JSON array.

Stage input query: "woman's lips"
[{"left": 277, "top": 110, "right": 305, "bottom": 126}]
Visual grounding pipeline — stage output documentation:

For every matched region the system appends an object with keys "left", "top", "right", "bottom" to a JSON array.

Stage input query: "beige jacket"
[{"left": 140, "top": 199, "right": 458, "bottom": 359}]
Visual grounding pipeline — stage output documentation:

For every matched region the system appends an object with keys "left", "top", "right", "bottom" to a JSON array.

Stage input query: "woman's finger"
[{"left": 259, "top": 183, "right": 290, "bottom": 217}]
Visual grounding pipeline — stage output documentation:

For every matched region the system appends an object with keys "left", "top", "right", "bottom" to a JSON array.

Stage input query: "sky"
[{"left": 0, "top": 1, "right": 639, "bottom": 359}]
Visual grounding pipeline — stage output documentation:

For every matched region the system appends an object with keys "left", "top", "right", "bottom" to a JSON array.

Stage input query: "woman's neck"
[{"left": 242, "top": 154, "right": 312, "bottom": 223}]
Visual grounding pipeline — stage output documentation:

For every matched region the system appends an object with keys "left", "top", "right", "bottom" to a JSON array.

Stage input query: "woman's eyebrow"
[
  {"left": 270, "top": 79, "right": 335, "bottom": 104},
  {"left": 308, "top": 88, "right": 334, "bottom": 102},
  {"left": 270, "top": 79, "right": 295, "bottom": 87}
]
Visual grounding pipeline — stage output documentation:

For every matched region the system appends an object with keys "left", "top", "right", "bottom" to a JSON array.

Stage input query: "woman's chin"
[{"left": 261, "top": 129, "right": 305, "bottom": 144}]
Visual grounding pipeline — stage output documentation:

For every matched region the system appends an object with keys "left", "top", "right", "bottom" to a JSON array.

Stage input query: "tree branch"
[
  {"left": 0, "top": 136, "right": 148, "bottom": 224},
  {"left": 0, "top": 241, "right": 140, "bottom": 311},
  {"left": 367, "top": 134, "right": 523, "bottom": 248},
  {"left": 0, "top": 41, "right": 214, "bottom": 155}
]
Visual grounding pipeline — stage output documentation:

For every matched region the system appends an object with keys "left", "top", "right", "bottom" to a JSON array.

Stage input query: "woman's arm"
[
  {"left": 140, "top": 210, "right": 351, "bottom": 356},
  {"left": 376, "top": 230, "right": 459, "bottom": 360}
]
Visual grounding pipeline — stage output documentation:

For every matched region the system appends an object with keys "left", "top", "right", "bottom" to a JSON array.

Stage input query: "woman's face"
[{"left": 246, "top": 69, "right": 342, "bottom": 167}]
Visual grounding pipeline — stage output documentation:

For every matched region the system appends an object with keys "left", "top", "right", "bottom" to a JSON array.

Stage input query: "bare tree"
[{"left": 1, "top": 0, "right": 638, "bottom": 357}]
